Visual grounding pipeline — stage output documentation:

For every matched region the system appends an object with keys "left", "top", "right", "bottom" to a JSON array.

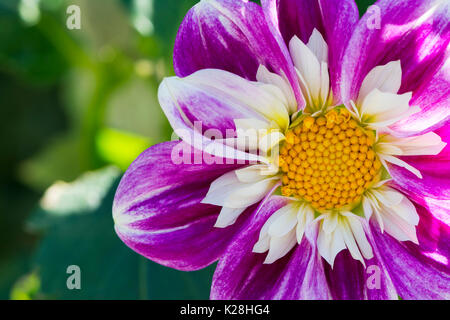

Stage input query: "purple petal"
[
  {"left": 158, "top": 69, "right": 284, "bottom": 162},
  {"left": 342, "top": 0, "right": 450, "bottom": 134},
  {"left": 370, "top": 204, "right": 450, "bottom": 299},
  {"left": 323, "top": 251, "right": 398, "bottom": 300},
  {"left": 173, "top": 0, "right": 303, "bottom": 106},
  {"left": 391, "top": 55, "right": 450, "bottom": 136},
  {"left": 415, "top": 204, "right": 450, "bottom": 261},
  {"left": 389, "top": 126, "right": 449, "bottom": 224},
  {"left": 262, "top": 0, "right": 359, "bottom": 103},
  {"left": 158, "top": 70, "right": 266, "bottom": 136},
  {"left": 113, "top": 141, "right": 248, "bottom": 271},
  {"left": 211, "top": 196, "right": 331, "bottom": 300}
]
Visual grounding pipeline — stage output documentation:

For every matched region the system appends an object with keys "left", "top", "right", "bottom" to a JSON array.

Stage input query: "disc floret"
[{"left": 279, "top": 109, "right": 382, "bottom": 212}]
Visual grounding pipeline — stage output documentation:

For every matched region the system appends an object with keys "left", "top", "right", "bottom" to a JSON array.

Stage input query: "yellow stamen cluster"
[{"left": 279, "top": 110, "right": 381, "bottom": 212}]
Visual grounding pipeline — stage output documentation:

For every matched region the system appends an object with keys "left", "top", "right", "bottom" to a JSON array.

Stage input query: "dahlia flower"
[{"left": 113, "top": 0, "right": 450, "bottom": 299}]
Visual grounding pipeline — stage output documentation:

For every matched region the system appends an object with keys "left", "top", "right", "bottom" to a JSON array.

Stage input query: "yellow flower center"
[{"left": 279, "top": 109, "right": 382, "bottom": 212}]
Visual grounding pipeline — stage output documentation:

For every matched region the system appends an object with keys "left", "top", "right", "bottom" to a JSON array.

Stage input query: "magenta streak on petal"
[
  {"left": 323, "top": 251, "right": 394, "bottom": 300},
  {"left": 158, "top": 71, "right": 268, "bottom": 163},
  {"left": 389, "top": 126, "right": 449, "bottom": 224},
  {"left": 113, "top": 141, "right": 252, "bottom": 271},
  {"left": 173, "top": 0, "right": 304, "bottom": 108},
  {"left": 159, "top": 74, "right": 265, "bottom": 137},
  {"left": 211, "top": 196, "right": 331, "bottom": 300},
  {"left": 391, "top": 52, "right": 450, "bottom": 136},
  {"left": 369, "top": 203, "right": 450, "bottom": 299},
  {"left": 262, "top": 0, "right": 359, "bottom": 104},
  {"left": 341, "top": 0, "right": 449, "bottom": 135}
]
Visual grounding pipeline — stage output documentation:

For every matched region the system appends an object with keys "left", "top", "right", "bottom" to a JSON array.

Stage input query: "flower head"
[{"left": 113, "top": 0, "right": 450, "bottom": 300}]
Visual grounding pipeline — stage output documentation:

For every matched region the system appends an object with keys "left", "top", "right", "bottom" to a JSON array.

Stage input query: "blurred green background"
[{"left": 0, "top": 0, "right": 375, "bottom": 300}]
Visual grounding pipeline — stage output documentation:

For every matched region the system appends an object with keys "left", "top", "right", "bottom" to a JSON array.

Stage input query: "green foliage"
[
  {"left": 10, "top": 272, "right": 41, "bottom": 300},
  {"left": 26, "top": 167, "right": 214, "bottom": 300},
  {"left": 356, "top": 0, "right": 377, "bottom": 14}
]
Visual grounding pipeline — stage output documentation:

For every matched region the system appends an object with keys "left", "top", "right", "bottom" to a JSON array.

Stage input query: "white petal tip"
[
  {"left": 213, "top": 222, "right": 228, "bottom": 228},
  {"left": 252, "top": 241, "right": 268, "bottom": 254}
]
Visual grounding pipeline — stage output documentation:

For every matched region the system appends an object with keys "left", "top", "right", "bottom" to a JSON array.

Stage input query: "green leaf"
[
  {"left": 356, "top": 0, "right": 377, "bottom": 14},
  {"left": 27, "top": 167, "right": 214, "bottom": 299},
  {"left": 18, "top": 134, "right": 84, "bottom": 192},
  {"left": 10, "top": 271, "right": 41, "bottom": 300},
  {"left": 96, "top": 127, "right": 151, "bottom": 172}
]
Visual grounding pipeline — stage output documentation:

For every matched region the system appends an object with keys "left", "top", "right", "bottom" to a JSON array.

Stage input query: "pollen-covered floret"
[{"left": 279, "top": 109, "right": 382, "bottom": 212}]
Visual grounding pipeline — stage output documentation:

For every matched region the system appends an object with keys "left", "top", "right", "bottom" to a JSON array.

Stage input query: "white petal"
[
  {"left": 296, "top": 204, "right": 314, "bottom": 243},
  {"left": 382, "top": 132, "right": 446, "bottom": 156},
  {"left": 232, "top": 119, "right": 268, "bottom": 152},
  {"left": 373, "top": 210, "right": 385, "bottom": 233},
  {"left": 371, "top": 187, "right": 404, "bottom": 206},
  {"left": 256, "top": 65, "right": 297, "bottom": 114},
  {"left": 289, "top": 36, "right": 322, "bottom": 106},
  {"left": 376, "top": 143, "right": 404, "bottom": 155},
  {"left": 259, "top": 130, "right": 286, "bottom": 153},
  {"left": 380, "top": 154, "right": 422, "bottom": 178},
  {"left": 253, "top": 234, "right": 270, "bottom": 253},
  {"left": 268, "top": 203, "right": 299, "bottom": 237},
  {"left": 307, "top": 28, "right": 328, "bottom": 63},
  {"left": 340, "top": 218, "right": 365, "bottom": 266},
  {"left": 366, "top": 186, "right": 419, "bottom": 244},
  {"left": 372, "top": 179, "right": 392, "bottom": 188},
  {"left": 317, "top": 221, "right": 346, "bottom": 267},
  {"left": 391, "top": 197, "right": 420, "bottom": 226},
  {"left": 257, "top": 203, "right": 293, "bottom": 240},
  {"left": 295, "top": 67, "right": 314, "bottom": 107},
  {"left": 264, "top": 229, "right": 297, "bottom": 264},
  {"left": 184, "top": 69, "right": 290, "bottom": 130},
  {"left": 215, "top": 207, "right": 246, "bottom": 228},
  {"left": 380, "top": 206, "right": 419, "bottom": 244},
  {"left": 202, "top": 171, "right": 278, "bottom": 208},
  {"left": 361, "top": 89, "right": 413, "bottom": 127},
  {"left": 357, "top": 60, "right": 402, "bottom": 104},
  {"left": 362, "top": 196, "right": 374, "bottom": 220},
  {"left": 319, "top": 61, "right": 330, "bottom": 107},
  {"left": 349, "top": 100, "right": 361, "bottom": 119},
  {"left": 221, "top": 136, "right": 260, "bottom": 153},
  {"left": 234, "top": 118, "right": 273, "bottom": 132},
  {"left": 222, "top": 178, "right": 279, "bottom": 208},
  {"left": 235, "top": 165, "right": 271, "bottom": 183},
  {"left": 206, "top": 170, "right": 239, "bottom": 194},
  {"left": 345, "top": 214, "right": 374, "bottom": 260},
  {"left": 322, "top": 212, "right": 339, "bottom": 234},
  {"left": 329, "top": 227, "right": 347, "bottom": 267},
  {"left": 369, "top": 105, "right": 421, "bottom": 129}
]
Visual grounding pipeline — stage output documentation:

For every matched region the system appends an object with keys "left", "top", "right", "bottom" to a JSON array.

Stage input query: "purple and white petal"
[
  {"left": 113, "top": 141, "right": 250, "bottom": 271},
  {"left": 389, "top": 127, "right": 450, "bottom": 225},
  {"left": 174, "top": 0, "right": 303, "bottom": 106},
  {"left": 158, "top": 69, "right": 291, "bottom": 162},
  {"left": 370, "top": 204, "right": 450, "bottom": 299}
]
